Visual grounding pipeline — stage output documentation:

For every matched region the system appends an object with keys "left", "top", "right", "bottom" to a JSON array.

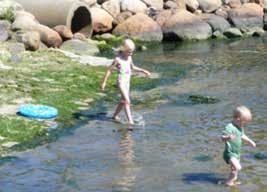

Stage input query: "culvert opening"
[{"left": 71, "top": 6, "right": 92, "bottom": 37}]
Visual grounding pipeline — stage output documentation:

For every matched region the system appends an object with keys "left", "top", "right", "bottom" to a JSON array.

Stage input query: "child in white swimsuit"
[{"left": 101, "top": 39, "right": 151, "bottom": 125}]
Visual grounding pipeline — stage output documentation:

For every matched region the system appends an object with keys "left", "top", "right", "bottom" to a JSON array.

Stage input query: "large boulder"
[
  {"left": 120, "top": 0, "right": 148, "bottom": 14},
  {"left": 37, "top": 24, "right": 63, "bottom": 48},
  {"left": 102, "top": 0, "right": 121, "bottom": 18},
  {"left": 115, "top": 11, "right": 133, "bottom": 24},
  {"left": 229, "top": 0, "right": 242, "bottom": 8},
  {"left": 142, "top": 0, "right": 164, "bottom": 10},
  {"left": 154, "top": 9, "right": 173, "bottom": 27},
  {"left": 186, "top": 0, "right": 199, "bottom": 12},
  {"left": 228, "top": 3, "right": 264, "bottom": 30},
  {"left": 162, "top": 10, "right": 212, "bottom": 40},
  {"left": 113, "top": 13, "right": 163, "bottom": 42},
  {"left": 12, "top": 11, "right": 38, "bottom": 31},
  {"left": 201, "top": 14, "right": 231, "bottom": 32},
  {"left": 60, "top": 39, "right": 99, "bottom": 56},
  {"left": 16, "top": 30, "right": 40, "bottom": 51},
  {"left": 90, "top": 7, "right": 114, "bottom": 33},
  {"left": 198, "top": 0, "right": 222, "bottom": 13}
]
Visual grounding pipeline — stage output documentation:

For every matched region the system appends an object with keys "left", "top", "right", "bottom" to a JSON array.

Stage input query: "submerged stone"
[{"left": 188, "top": 95, "right": 220, "bottom": 104}]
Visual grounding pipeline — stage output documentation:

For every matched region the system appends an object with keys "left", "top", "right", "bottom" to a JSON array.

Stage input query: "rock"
[
  {"left": 142, "top": 0, "right": 164, "bottom": 10},
  {"left": 97, "top": 33, "right": 115, "bottom": 40},
  {"left": 102, "top": 0, "right": 120, "bottom": 18},
  {"left": 60, "top": 39, "right": 99, "bottom": 56},
  {"left": 198, "top": 0, "right": 222, "bottom": 13},
  {"left": 7, "top": 42, "right": 25, "bottom": 63},
  {"left": 73, "top": 33, "right": 87, "bottom": 41},
  {"left": 12, "top": 11, "right": 38, "bottom": 31},
  {"left": 228, "top": 0, "right": 242, "bottom": 8},
  {"left": 164, "top": 1, "right": 178, "bottom": 9},
  {"left": 37, "top": 24, "right": 63, "bottom": 48},
  {"left": 176, "top": 0, "right": 186, "bottom": 9},
  {"left": 154, "top": 9, "right": 173, "bottom": 27},
  {"left": 215, "top": 7, "right": 229, "bottom": 19},
  {"left": 53, "top": 25, "right": 73, "bottom": 41},
  {"left": 242, "top": 26, "right": 265, "bottom": 36},
  {"left": 91, "top": 7, "right": 114, "bottom": 33},
  {"left": 201, "top": 14, "right": 231, "bottom": 32},
  {"left": 228, "top": 3, "right": 264, "bottom": 31},
  {"left": 212, "top": 30, "right": 226, "bottom": 39},
  {"left": 16, "top": 30, "right": 40, "bottom": 51},
  {"left": 121, "top": 0, "right": 148, "bottom": 14},
  {"left": 115, "top": 11, "right": 133, "bottom": 24},
  {"left": 249, "top": 0, "right": 264, "bottom": 7},
  {"left": 0, "top": 20, "right": 11, "bottom": 42},
  {"left": 162, "top": 10, "right": 212, "bottom": 40},
  {"left": 82, "top": 0, "right": 97, "bottom": 6},
  {"left": 113, "top": 13, "right": 163, "bottom": 42},
  {"left": 223, "top": 27, "right": 243, "bottom": 38},
  {"left": 188, "top": 95, "right": 220, "bottom": 104},
  {"left": 186, "top": 0, "right": 199, "bottom": 12}
]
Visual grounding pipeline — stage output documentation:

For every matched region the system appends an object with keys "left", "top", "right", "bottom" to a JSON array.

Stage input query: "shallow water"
[{"left": 0, "top": 37, "right": 267, "bottom": 192}]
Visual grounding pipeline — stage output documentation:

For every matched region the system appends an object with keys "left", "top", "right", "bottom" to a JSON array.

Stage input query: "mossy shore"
[{"left": 0, "top": 49, "right": 157, "bottom": 155}]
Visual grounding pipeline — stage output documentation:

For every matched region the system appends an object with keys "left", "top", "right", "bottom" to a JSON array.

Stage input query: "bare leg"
[
  {"left": 119, "top": 84, "right": 134, "bottom": 125},
  {"left": 226, "top": 157, "right": 241, "bottom": 186},
  {"left": 112, "top": 101, "right": 124, "bottom": 120}
]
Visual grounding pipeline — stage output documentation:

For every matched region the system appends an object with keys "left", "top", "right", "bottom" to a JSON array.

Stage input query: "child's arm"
[
  {"left": 221, "top": 134, "right": 236, "bottom": 142},
  {"left": 131, "top": 62, "right": 151, "bottom": 76},
  {"left": 101, "top": 60, "right": 117, "bottom": 90},
  {"left": 242, "top": 134, "right": 256, "bottom": 147}
]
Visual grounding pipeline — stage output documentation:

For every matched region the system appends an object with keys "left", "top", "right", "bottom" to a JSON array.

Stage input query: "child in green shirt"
[{"left": 221, "top": 106, "right": 256, "bottom": 186}]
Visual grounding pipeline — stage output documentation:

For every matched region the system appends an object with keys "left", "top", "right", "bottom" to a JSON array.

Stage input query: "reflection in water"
[{"left": 116, "top": 131, "right": 137, "bottom": 191}]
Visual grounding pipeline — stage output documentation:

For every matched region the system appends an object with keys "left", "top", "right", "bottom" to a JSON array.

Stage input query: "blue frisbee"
[{"left": 19, "top": 104, "right": 58, "bottom": 119}]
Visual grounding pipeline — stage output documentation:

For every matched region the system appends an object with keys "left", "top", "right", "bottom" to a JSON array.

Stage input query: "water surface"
[{"left": 0, "top": 37, "right": 266, "bottom": 192}]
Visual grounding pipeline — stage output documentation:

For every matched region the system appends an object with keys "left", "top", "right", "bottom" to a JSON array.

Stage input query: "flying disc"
[{"left": 19, "top": 104, "right": 58, "bottom": 119}]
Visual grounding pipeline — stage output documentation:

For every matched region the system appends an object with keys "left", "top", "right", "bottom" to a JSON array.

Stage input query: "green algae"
[{"left": 0, "top": 48, "right": 158, "bottom": 154}]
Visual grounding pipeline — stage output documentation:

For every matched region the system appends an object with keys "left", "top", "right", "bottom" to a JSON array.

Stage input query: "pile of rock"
[
  {"left": 88, "top": 0, "right": 265, "bottom": 41},
  {"left": 0, "top": 0, "right": 99, "bottom": 54}
]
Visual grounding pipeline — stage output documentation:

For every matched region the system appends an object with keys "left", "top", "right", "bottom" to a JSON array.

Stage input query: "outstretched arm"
[
  {"left": 131, "top": 63, "right": 151, "bottom": 76},
  {"left": 242, "top": 134, "right": 256, "bottom": 147},
  {"left": 221, "top": 134, "right": 236, "bottom": 142},
  {"left": 101, "top": 60, "right": 117, "bottom": 90}
]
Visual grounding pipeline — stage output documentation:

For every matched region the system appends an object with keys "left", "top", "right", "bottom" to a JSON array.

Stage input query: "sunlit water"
[{"left": 0, "top": 37, "right": 266, "bottom": 192}]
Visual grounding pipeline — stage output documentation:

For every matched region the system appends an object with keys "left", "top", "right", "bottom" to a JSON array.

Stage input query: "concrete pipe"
[{"left": 13, "top": 0, "right": 92, "bottom": 37}]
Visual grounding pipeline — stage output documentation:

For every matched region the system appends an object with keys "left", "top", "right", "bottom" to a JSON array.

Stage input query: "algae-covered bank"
[{"left": 0, "top": 48, "right": 157, "bottom": 155}]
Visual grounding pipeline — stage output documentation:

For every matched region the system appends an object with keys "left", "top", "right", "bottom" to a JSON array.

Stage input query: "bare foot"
[
  {"left": 112, "top": 116, "right": 121, "bottom": 122},
  {"left": 225, "top": 181, "right": 236, "bottom": 186}
]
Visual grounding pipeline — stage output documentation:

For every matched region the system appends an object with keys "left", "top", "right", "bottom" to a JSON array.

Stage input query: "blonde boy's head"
[
  {"left": 233, "top": 106, "right": 252, "bottom": 122},
  {"left": 121, "top": 39, "right": 135, "bottom": 52}
]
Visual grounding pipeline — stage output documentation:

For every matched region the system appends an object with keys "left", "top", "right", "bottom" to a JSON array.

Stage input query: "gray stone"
[
  {"left": 198, "top": 0, "right": 222, "bottom": 13},
  {"left": 162, "top": 10, "right": 212, "bottom": 41},
  {"left": 0, "top": 20, "right": 11, "bottom": 42},
  {"left": 164, "top": 1, "right": 178, "bottom": 9},
  {"left": 202, "top": 14, "right": 231, "bottom": 32},
  {"left": 60, "top": 39, "right": 99, "bottom": 56}
]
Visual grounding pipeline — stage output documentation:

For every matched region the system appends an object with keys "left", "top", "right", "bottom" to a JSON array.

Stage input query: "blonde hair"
[
  {"left": 233, "top": 106, "right": 252, "bottom": 121},
  {"left": 119, "top": 39, "right": 135, "bottom": 52}
]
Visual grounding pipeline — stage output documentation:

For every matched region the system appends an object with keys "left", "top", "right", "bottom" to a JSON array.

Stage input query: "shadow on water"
[{"left": 182, "top": 173, "right": 224, "bottom": 185}]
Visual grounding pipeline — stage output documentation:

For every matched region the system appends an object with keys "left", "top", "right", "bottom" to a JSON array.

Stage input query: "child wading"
[
  {"left": 101, "top": 39, "right": 151, "bottom": 125},
  {"left": 221, "top": 106, "right": 256, "bottom": 186}
]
